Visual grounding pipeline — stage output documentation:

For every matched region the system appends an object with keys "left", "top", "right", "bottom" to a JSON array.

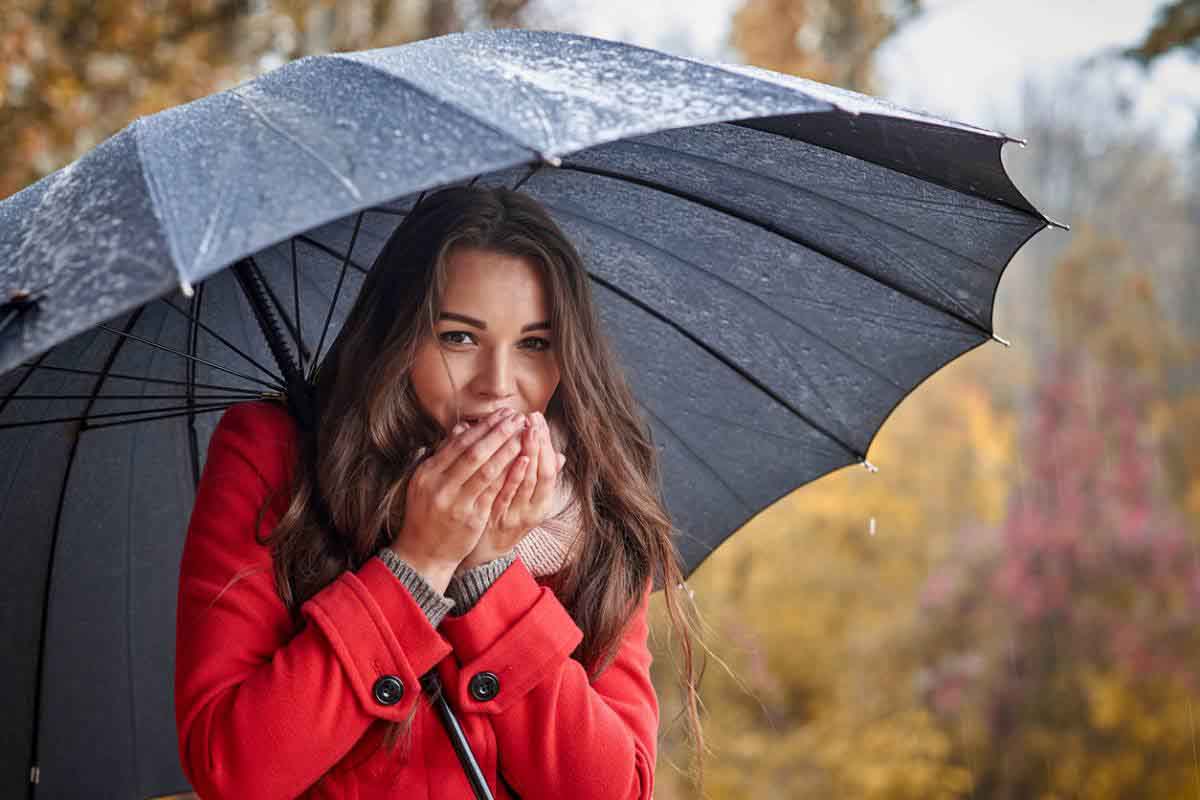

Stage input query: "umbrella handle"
[{"left": 420, "top": 670, "right": 495, "bottom": 800}]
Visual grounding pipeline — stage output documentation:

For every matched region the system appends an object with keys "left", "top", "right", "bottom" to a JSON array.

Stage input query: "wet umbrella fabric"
[{"left": 0, "top": 29, "right": 1054, "bottom": 800}]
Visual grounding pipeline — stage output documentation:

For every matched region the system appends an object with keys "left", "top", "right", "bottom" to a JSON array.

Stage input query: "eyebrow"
[{"left": 438, "top": 311, "right": 551, "bottom": 333}]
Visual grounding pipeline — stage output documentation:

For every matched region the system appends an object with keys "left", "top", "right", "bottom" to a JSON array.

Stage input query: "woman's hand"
[
  {"left": 456, "top": 410, "right": 566, "bottom": 574},
  {"left": 389, "top": 408, "right": 529, "bottom": 593}
]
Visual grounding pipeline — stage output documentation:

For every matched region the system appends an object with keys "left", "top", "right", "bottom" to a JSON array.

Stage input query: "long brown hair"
[{"left": 247, "top": 184, "right": 707, "bottom": 788}]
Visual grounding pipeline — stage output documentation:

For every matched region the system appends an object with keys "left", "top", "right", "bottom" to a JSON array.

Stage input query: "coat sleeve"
[
  {"left": 438, "top": 558, "right": 659, "bottom": 800},
  {"left": 174, "top": 401, "right": 453, "bottom": 800}
]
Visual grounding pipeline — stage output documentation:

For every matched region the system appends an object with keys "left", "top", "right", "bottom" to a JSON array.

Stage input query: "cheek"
[
  {"left": 537, "top": 362, "right": 561, "bottom": 404},
  {"left": 409, "top": 346, "right": 454, "bottom": 407}
]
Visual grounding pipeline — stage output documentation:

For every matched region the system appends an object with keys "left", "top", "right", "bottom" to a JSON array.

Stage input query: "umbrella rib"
[
  {"left": 159, "top": 297, "right": 288, "bottom": 386},
  {"left": 539, "top": 201, "right": 895, "bottom": 452},
  {"left": 308, "top": 211, "right": 365, "bottom": 382},
  {"left": 290, "top": 242, "right": 366, "bottom": 310},
  {"left": 828, "top": 210, "right": 982, "bottom": 322},
  {"left": 24, "top": 306, "right": 142, "bottom": 787},
  {"left": 0, "top": 349, "right": 46, "bottom": 419},
  {"left": 9, "top": 363, "right": 263, "bottom": 394},
  {"left": 546, "top": 200, "right": 908, "bottom": 396},
  {"left": 674, "top": 405, "right": 852, "bottom": 454},
  {"left": 2, "top": 394, "right": 258, "bottom": 401},
  {"left": 556, "top": 161, "right": 996, "bottom": 340},
  {"left": 83, "top": 402, "right": 238, "bottom": 431},
  {"left": 768, "top": 292, "right": 971, "bottom": 337},
  {"left": 625, "top": 136, "right": 1006, "bottom": 279},
  {"left": 0, "top": 401, "right": 238, "bottom": 431},
  {"left": 638, "top": 400, "right": 758, "bottom": 518},
  {"left": 96, "top": 324, "right": 284, "bottom": 392},
  {"left": 587, "top": 270, "right": 863, "bottom": 460},
  {"left": 293, "top": 234, "right": 371, "bottom": 274},
  {"left": 229, "top": 87, "right": 363, "bottom": 201},
  {"left": 0, "top": 355, "right": 58, "bottom": 523},
  {"left": 511, "top": 163, "right": 542, "bottom": 191},
  {"left": 821, "top": 186, "right": 1033, "bottom": 226},
  {"left": 729, "top": 119, "right": 1049, "bottom": 225},
  {"left": 336, "top": 54, "right": 544, "bottom": 164},
  {"left": 292, "top": 238, "right": 304, "bottom": 373}
]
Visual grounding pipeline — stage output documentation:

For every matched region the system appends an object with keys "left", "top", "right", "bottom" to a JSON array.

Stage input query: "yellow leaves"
[
  {"left": 1083, "top": 669, "right": 1125, "bottom": 730},
  {"left": 730, "top": 0, "right": 909, "bottom": 91},
  {"left": 655, "top": 347, "right": 1022, "bottom": 798},
  {"left": 44, "top": 71, "right": 83, "bottom": 114},
  {"left": 1187, "top": 477, "right": 1200, "bottom": 520},
  {"left": 1084, "top": 668, "right": 1176, "bottom": 746},
  {"left": 801, "top": 708, "right": 974, "bottom": 799}
]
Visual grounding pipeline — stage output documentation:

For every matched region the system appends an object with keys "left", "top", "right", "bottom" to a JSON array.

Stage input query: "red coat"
[{"left": 175, "top": 400, "right": 659, "bottom": 799}]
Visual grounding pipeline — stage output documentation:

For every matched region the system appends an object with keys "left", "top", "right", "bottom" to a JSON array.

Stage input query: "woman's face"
[{"left": 410, "top": 246, "right": 561, "bottom": 433}]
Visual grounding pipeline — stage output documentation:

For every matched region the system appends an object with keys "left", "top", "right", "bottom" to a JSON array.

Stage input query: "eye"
[
  {"left": 438, "top": 331, "right": 552, "bottom": 352},
  {"left": 522, "top": 337, "right": 552, "bottom": 352}
]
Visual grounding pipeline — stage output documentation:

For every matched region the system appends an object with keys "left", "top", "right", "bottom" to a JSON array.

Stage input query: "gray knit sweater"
[{"left": 375, "top": 546, "right": 517, "bottom": 628}]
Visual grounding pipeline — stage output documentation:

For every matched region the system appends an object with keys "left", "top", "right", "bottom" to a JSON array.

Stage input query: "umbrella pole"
[{"left": 421, "top": 671, "right": 495, "bottom": 800}]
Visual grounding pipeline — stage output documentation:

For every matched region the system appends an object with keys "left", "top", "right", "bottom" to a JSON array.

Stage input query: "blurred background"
[{"left": 3, "top": 1, "right": 1198, "bottom": 797}]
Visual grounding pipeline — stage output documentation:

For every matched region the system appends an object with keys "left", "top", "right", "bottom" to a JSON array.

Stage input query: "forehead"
[{"left": 440, "top": 247, "right": 550, "bottom": 313}]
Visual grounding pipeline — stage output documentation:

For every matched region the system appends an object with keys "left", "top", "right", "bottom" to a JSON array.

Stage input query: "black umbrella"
[{"left": 0, "top": 28, "right": 1060, "bottom": 800}]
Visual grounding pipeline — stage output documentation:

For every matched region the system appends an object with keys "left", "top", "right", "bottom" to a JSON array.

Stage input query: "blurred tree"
[
  {"left": 910, "top": 224, "right": 1200, "bottom": 799},
  {"left": 650, "top": 345, "right": 1019, "bottom": 799},
  {"left": 0, "top": 0, "right": 533, "bottom": 199},
  {"left": 1124, "top": 0, "right": 1200, "bottom": 64},
  {"left": 729, "top": 0, "right": 923, "bottom": 92},
  {"left": 917, "top": 348, "right": 1200, "bottom": 799},
  {"left": 992, "top": 73, "right": 1199, "bottom": 369}
]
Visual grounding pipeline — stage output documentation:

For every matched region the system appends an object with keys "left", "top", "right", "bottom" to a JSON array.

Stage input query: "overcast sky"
[{"left": 542, "top": 0, "right": 1198, "bottom": 149}]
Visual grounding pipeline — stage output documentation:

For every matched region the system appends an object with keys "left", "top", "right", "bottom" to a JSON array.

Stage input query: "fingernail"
[{"left": 452, "top": 423, "right": 464, "bottom": 435}]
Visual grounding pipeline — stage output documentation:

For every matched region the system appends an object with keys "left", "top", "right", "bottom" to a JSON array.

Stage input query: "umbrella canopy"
[{"left": 0, "top": 28, "right": 1056, "bottom": 799}]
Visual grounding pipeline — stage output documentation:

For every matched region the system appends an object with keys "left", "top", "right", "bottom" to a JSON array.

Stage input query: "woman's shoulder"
[
  {"left": 216, "top": 397, "right": 297, "bottom": 437},
  {"left": 207, "top": 398, "right": 301, "bottom": 487},
  {"left": 214, "top": 398, "right": 300, "bottom": 448}
]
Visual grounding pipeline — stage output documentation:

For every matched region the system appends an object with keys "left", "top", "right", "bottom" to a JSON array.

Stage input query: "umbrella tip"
[
  {"left": 180, "top": 279, "right": 195, "bottom": 298},
  {"left": 991, "top": 332, "right": 1011, "bottom": 347},
  {"left": 861, "top": 458, "right": 879, "bottom": 473},
  {"left": 539, "top": 152, "right": 562, "bottom": 168},
  {"left": 1045, "top": 216, "right": 1071, "bottom": 231},
  {"left": 1003, "top": 134, "right": 1028, "bottom": 147}
]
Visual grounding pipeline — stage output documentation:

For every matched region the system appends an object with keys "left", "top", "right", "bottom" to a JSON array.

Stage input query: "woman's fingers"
[
  {"left": 529, "top": 412, "right": 558, "bottom": 510},
  {"left": 515, "top": 413, "right": 541, "bottom": 508},
  {"left": 491, "top": 454, "right": 530, "bottom": 523},
  {"left": 426, "top": 408, "right": 508, "bottom": 468},
  {"left": 443, "top": 411, "right": 527, "bottom": 492},
  {"left": 463, "top": 427, "right": 525, "bottom": 506}
]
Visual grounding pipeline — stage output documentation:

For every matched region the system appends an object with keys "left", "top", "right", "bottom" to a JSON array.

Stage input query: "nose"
[{"left": 473, "top": 346, "right": 516, "bottom": 401}]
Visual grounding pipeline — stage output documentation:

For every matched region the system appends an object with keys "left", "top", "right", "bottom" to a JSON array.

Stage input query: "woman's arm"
[
  {"left": 174, "top": 401, "right": 453, "bottom": 799},
  {"left": 438, "top": 559, "right": 659, "bottom": 800}
]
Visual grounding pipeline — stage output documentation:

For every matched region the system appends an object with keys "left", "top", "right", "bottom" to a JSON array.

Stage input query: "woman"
[{"left": 174, "top": 185, "right": 705, "bottom": 799}]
